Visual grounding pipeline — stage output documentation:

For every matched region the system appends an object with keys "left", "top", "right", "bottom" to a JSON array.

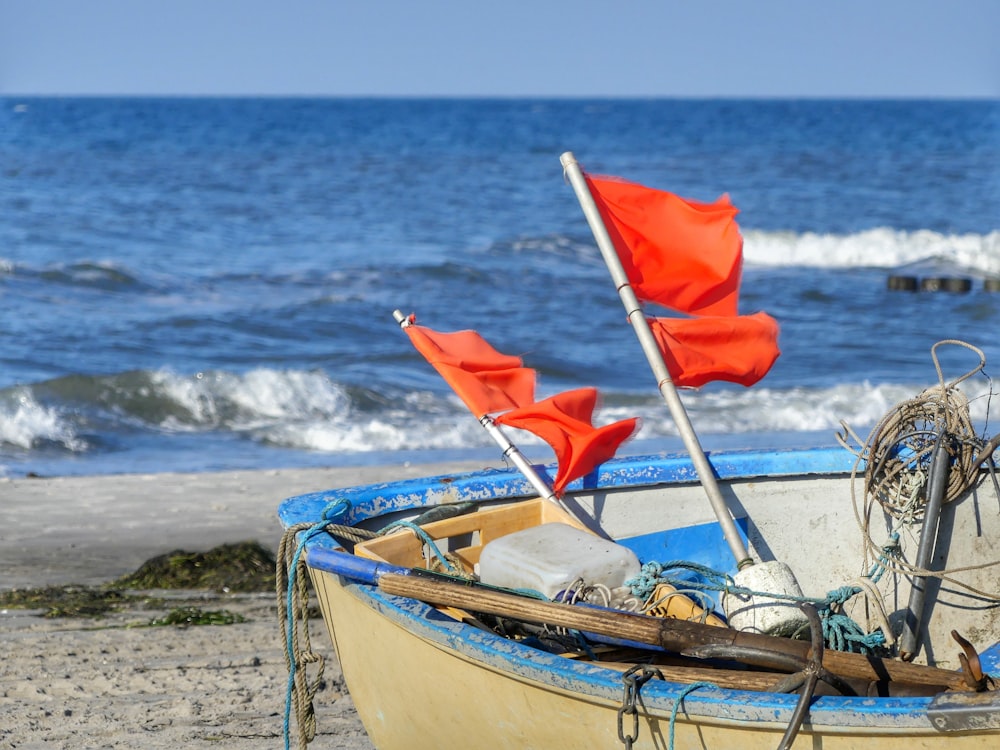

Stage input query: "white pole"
[
  {"left": 479, "top": 416, "right": 559, "bottom": 504},
  {"left": 560, "top": 152, "right": 753, "bottom": 569},
  {"left": 393, "top": 310, "right": 559, "bottom": 505}
]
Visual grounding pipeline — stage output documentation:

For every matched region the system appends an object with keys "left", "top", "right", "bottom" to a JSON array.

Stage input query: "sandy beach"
[{"left": 0, "top": 461, "right": 486, "bottom": 749}]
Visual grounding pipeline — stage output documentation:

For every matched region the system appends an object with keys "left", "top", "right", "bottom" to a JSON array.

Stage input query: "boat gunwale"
[{"left": 278, "top": 445, "right": 858, "bottom": 532}]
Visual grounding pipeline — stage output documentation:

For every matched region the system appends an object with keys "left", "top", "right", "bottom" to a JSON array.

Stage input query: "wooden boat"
[{"left": 277, "top": 445, "right": 1000, "bottom": 749}]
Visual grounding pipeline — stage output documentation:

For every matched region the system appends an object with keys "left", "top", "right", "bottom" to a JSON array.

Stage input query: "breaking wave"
[
  {"left": 743, "top": 228, "right": 1000, "bottom": 274},
  {"left": 4, "top": 367, "right": 996, "bottom": 467},
  {"left": 0, "top": 388, "right": 87, "bottom": 452}
]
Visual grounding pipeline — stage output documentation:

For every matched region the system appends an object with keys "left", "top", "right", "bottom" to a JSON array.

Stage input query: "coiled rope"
[
  {"left": 277, "top": 501, "right": 347, "bottom": 750},
  {"left": 860, "top": 340, "right": 986, "bottom": 518},
  {"left": 837, "top": 339, "right": 1000, "bottom": 603}
]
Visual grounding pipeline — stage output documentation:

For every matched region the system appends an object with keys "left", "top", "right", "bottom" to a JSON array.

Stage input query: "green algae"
[
  {"left": 0, "top": 540, "right": 275, "bottom": 620},
  {"left": 146, "top": 605, "right": 247, "bottom": 627},
  {"left": 0, "top": 585, "right": 138, "bottom": 618},
  {"left": 112, "top": 540, "right": 276, "bottom": 593}
]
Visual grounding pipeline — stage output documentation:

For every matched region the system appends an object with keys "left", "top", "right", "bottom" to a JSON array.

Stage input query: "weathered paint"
[
  {"left": 281, "top": 447, "right": 1000, "bottom": 748},
  {"left": 278, "top": 447, "right": 857, "bottom": 531}
]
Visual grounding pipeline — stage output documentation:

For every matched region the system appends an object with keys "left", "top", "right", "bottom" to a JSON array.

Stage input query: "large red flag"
[
  {"left": 404, "top": 324, "right": 535, "bottom": 416},
  {"left": 585, "top": 174, "right": 742, "bottom": 317},
  {"left": 647, "top": 313, "right": 781, "bottom": 388},
  {"left": 495, "top": 388, "right": 639, "bottom": 495},
  {"left": 585, "top": 171, "right": 780, "bottom": 387}
]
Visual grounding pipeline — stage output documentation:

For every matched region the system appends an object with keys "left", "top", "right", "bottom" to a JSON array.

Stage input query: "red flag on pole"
[
  {"left": 585, "top": 174, "right": 743, "bottom": 317},
  {"left": 404, "top": 324, "right": 535, "bottom": 416},
  {"left": 496, "top": 388, "right": 639, "bottom": 495},
  {"left": 648, "top": 313, "right": 780, "bottom": 388},
  {"left": 584, "top": 172, "right": 780, "bottom": 387}
]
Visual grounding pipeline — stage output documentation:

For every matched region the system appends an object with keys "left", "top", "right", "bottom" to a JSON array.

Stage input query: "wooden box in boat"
[{"left": 354, "top": 496, "right": 588, "bottom": 572}]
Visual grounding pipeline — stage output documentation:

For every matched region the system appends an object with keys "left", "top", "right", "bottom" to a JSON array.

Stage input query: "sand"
[{"left": 0, "top": 461, "right": 486, "bottom": 749}]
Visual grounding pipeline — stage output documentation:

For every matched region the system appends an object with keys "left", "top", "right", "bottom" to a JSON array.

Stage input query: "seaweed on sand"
[
  {"left": 0, "top": 540, "right": 276, "bottom": 619},
  {"left": 0, "top": 585, "right": 132, "bottom": 618},
  {"left": 113, "top": 540, "right": 276, "bottom": 593}
]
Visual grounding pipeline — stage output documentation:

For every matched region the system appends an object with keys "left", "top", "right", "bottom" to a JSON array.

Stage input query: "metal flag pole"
[
  {"left": 393, "top": 309, "right": 559, "bottom": 505},
  {"left": 559, "top": 151, "right": 754, "bottom": 570}
]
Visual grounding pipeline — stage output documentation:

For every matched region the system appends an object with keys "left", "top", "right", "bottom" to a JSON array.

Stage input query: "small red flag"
[
  {"left": 496, "top": 387, "right": 639, "bottom": 495},
  {"left": 585, "top": 174, "right": 743, "bottom": 317},
  {"left": 648, "top": 313, "right": 781, "bottom": 388},
  {"left": 404, "top": 324, "right": 535, "bottom": 416}
]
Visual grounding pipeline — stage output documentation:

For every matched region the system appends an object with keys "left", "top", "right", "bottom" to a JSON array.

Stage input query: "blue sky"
[{"left": 1, "top": 1, "right": 997, "bottom": 97}]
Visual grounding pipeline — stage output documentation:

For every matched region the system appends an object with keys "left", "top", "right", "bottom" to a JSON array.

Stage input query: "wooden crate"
[{"left": 354, "top": 498, "right": 590, "bottom": 574}]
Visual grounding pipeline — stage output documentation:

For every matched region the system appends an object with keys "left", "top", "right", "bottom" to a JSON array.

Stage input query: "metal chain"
[{"left": 617, "top": 665, "right": 663, "bottom": 749}]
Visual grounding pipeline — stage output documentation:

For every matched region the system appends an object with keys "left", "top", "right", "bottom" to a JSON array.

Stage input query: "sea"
[{"left": 1, "top": 97, "right": 998, "bottom": 479}]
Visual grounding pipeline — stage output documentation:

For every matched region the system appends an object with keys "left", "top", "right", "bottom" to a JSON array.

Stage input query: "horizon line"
[{"left": 3, "top": 92, "right": 998, "bottom": 102}]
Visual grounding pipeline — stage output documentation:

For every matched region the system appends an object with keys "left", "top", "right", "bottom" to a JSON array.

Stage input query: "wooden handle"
[{"left": 379, "top": 572, "right": 970, "bottom": 691}]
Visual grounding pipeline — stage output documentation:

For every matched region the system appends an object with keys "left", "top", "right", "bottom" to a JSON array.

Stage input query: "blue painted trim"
[
  {"left": 278, "top": 446, "right": 858, "bottom": 530},
  {"left": 306, "top": 546, "right": 412, "bottom": 585}
]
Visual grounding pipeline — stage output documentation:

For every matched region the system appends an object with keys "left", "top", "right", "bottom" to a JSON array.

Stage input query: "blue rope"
[
  {"left": 668, "top": 681, "right": 718, "bottom": 750},
  {"left": 628, "top": 560, "right": 735, "bottom": 598},
  {"left": 868, "top": 532, "right": 901, "bottom": 584},
  {"left": 628, "top": 560, "right": 887, "bottom": 655},
  {"left": 283, "top": 500, "right": 350, "bottom": 750},
  {"left": 379, "top": 519, "right": 460, "bottom": 574},
  {"left": 823, "top": 612, "right": 886, "bottom": 652}
]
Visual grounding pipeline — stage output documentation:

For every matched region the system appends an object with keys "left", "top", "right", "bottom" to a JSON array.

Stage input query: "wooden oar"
[
  {"left": 571, "top": 656, "right": 941, "bottom": 697},
  {"left": 378, "top": 571, "right": 974, "bottom": 691}
]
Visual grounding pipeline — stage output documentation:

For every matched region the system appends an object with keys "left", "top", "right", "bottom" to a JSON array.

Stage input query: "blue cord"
[
  {"left": 668, "top": 682, "right": 718, "bottom": 750},
  {"left": 379, "top": 519, "right": 460, "bottom": 574}
]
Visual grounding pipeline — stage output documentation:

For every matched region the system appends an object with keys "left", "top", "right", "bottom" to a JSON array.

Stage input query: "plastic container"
[{"left": 478, "top": 522, "right": 641, "bottom": 599}]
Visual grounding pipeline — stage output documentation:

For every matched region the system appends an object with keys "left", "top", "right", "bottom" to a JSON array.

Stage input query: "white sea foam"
[
  {"left": 144, "top": 368, "right": 1000, "bottom": 457},
  {"left": 151, "top": 368, "right": 351, "bottom": 430},
  {"left": 743, "top": 228, "right": 1000, "bottom": 274},
  {"left": 218, "top": 368, "right": 351, "bottom": 424},
  {"left": 143, "top": 367, "right": 489, "bottom": 453},
  {"left": 260, "top": 415, "right": 490, "bottom": 454},
  {"left": 8, "top": 366, "right": 998, "bottom": 470},
  {"left": 0, "top": 388, "right": 86, "bottom": 451},
  {"left": 601, "top": 379, "right": 999, "bottom": 442}
]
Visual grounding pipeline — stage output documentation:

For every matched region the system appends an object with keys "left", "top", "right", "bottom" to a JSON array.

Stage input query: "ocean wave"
[
  {"left": 7, "top": 367, "right": 997, "bottom": 463},
  {"left": 0, "top": 387, "right": 86, "bottom": 452},
  {"left": 6, "top": 228, "right": 997, "bottom": 301},
  {"left": 743, "top": 228, "right": 1000, "bottom": 274}
]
